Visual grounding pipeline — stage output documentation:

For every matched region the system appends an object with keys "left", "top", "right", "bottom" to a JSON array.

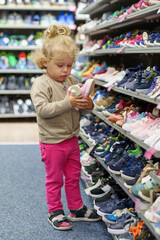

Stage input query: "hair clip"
[{"left": 57, "top": 28, "right": 66, "bottom": 35}]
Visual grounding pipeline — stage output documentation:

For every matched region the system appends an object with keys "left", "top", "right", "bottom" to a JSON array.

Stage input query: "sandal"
[
  {"left": 68, "top": 205, "right": 102, "bottom": 222},
  {"left": 48, "top": 210, "right": 72, "bottom": 231}
]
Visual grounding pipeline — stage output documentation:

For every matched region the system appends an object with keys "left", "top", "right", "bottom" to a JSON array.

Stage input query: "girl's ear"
[{"left": 41, "top": 57, "right": 48, "bottom": 67}]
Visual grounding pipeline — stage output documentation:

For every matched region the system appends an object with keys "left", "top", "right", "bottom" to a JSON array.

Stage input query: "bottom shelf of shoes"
[
  {"left": 138, "top": 212, "right": 159, "bottom": 240},
  {"left": 79, "top": 123, "right": 160, "bottom": 240}
]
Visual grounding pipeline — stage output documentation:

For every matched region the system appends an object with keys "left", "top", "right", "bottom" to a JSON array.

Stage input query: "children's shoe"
[
  {"left": 68, "top": 79, "right": 95, "bottom": 97},
  {"left": 154, "top": 222, "right": 160, "bottom": 236},
  {"left": 68, "top": 205, "right": 101, "bottom": 222},
  {"left": 48, "top": 210, "right": 72, "bottom": 231}
]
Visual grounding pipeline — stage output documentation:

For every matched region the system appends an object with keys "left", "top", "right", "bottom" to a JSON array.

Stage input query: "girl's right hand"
[{"left": 67, "top": 92, "right": 89, "bottom": 109}]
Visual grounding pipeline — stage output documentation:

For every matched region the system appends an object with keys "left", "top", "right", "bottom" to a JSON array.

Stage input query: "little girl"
[{"left": 30, "top": 24, "right": 101, "bottom": 231}]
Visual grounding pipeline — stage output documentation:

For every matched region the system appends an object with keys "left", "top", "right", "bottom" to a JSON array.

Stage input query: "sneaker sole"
[
  {"left": 102, "top": 215, "right": 116, "bottom": 224},
  {"left": 107, "top": 166, "right": 121, "bottom": 175},
  {"left": 107, "top": 226, "right": 127, "bottom": 235},
  {"left": 97, "top": 209, "right": 111, "bottom": 217},
  {"left": 48, "top": 219, "right": 72, "bottom": 231},
  {"left": 68, "top": 215, "right": 101, "bottom": 222},
  {"left": 124, "top": 181, "right": 133, "bottom": 189},
  {"left": 121, "top": 172, "right": 135, "bottom": 180}
]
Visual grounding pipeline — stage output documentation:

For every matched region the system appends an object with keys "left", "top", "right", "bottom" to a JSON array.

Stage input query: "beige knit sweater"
[{"left": 31, "top": 74, "right": 91, "bottom": 143}]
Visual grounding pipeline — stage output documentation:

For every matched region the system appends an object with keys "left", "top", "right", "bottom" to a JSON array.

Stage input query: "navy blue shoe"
[
  {"left": 94, "top": 193, "right": 119, "bottom": 210},
  {"left": 108, "top": 154, "right": 135, "bottom": 175},
  {"left": 97, "top": 198, "right": 131, "bottom": 216}
]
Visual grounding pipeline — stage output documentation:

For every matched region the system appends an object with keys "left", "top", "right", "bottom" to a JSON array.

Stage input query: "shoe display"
[{"left": 1, "top": 1, "right": 160, "bottom": 239}]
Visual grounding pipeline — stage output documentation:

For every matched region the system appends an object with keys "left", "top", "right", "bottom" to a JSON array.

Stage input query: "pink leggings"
[{"left": 39, "top": 137, "right": 83, "bottom": 213}]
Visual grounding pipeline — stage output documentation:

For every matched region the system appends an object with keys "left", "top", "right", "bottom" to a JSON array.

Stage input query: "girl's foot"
[
  {"left": 68, "top": 205, "right": 102, "bottom": 222},
  {"left": 48, "top": 210, "right": 72, "bottom": 231}
]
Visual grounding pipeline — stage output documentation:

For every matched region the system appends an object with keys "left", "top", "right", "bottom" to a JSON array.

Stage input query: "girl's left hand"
[{"left": 83, "top": 96, "right": 94, "bottom": 110}]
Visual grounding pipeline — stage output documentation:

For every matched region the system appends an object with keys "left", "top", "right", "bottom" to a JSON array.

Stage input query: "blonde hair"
[{"left": 30, "top": 24, "right": 78, "bottom": 69}]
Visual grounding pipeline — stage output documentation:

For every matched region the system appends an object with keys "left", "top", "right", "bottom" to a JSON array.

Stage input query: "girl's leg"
[
  {"left": 39, "top": 142, "right": 67, "bottom": 213},
  {"left": 64, "top": 137, "right": 83, "bottom": 210}
]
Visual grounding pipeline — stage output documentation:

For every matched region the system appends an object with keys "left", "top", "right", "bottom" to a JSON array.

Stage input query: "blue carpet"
[{"left": 0, "top": 145, "right": 113, "bottom": 240}]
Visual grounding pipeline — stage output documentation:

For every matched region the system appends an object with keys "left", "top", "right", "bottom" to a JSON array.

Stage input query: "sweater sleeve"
[{"left": 31, "top": 78, "right": 72, "bottom": 119}]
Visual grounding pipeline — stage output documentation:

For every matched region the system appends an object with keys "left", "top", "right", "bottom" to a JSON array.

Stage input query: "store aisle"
[
  {"left": 0, "top": 144, "right": 113, "bottom": 240},
  {"left": 0, "top": 122, "right": 39, "bottom": 143}
]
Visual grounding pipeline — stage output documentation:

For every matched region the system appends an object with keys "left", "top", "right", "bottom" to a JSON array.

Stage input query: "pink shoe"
[
  {"left": 156, "top": 169, "right": 160, "bottom": 177},
  {"left": 68, "top": 79, "right": 95, "bottom": 97},
  {"left": 149, "top": 0, "right": 160, "bottom": 5},
  {"left": 145, "top": 197, "right": 160, "bottom": 222},
  {"left": 150, "top": 87, "right": 160, "bottom": 98},
  {"left": 131, "top": 0, "right": 149, "bottom": 11}
]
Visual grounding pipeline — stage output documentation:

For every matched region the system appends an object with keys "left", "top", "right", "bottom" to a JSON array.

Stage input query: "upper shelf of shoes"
[
  {"left": 94, "top": 79, "right": 160, "bottom": 105},
  {"left": 0, "top": 5, "right": 76, "bottom": 12},
  {"left": 78, "top": 4, "right": 160, "bottom": 35},
  {"left": 0, "top": 4, "right": 77, "bottom": 30},
  {"left": 79, "top": 47, "right": 160, "bottom": 56},
  {"left": 79, "top": 0, "right": 136, "bottom": 15}
]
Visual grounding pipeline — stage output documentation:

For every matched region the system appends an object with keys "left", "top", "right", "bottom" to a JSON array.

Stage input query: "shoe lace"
[{"left": 129, "top": 220, "right": 144, "bottom": 240}]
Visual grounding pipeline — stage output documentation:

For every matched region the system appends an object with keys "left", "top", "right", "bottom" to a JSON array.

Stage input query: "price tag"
[
  {"left": 135, "top": 199, "right": 142, "bottom": 213},
  {"left": 141, "top": 175, "right": 151, "bottom": 184}
]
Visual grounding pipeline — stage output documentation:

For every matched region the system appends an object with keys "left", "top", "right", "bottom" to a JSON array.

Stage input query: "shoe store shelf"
[
  {"left": 94, "top": 153, "right": 137, "bottom": 202},
  {"left": 80, "top": 5, "right": 160, "bottom": 35},
  {"left": 79, "top": 0, "right": 108, "bottom": 15},
  {"left": 0, "top": 69, "right": 46, "bottom": 74},
  {"left": 138, "top": 211, "right": 160, "bottom": 240},
  {"left": 0, "top": 46, "right": 38, "bottom": 51},
  {"left": 79, "top": 131, "right": 94, "bottom": 147},
  {"left": 0, "top": 113, "right": 36, "bottom": 118},
  {"left": 0, "top": 24, "right": 76, "bottom": 30},
  {"left": 0, "top": 90, "right": 30, "bottom": 95},
  {"left": 79, "top": 47, "right": 160, "bottom": 56},
  {"left": 150, "top": 171, "right": 160, "bottom": 185},
  {"left": 92, "top": 109, "right": 160, "bottom": 158},
  {"left": 0, "top": 5, "right": 76, "bottom": 12},
  {"left": 94, "top": 79, "right": 160, "bottom": 105}
]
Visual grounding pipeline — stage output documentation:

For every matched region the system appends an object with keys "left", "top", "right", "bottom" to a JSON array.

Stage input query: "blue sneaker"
[
  {"left": 107, "top": 213, "right": 138, "bottom": 235},
  {"left": 108, "top": 154, "right": 135, "bottom": 175},
  {"left": 104, "top": 148, "right": 125, "bottom": 165},
  {"left": 58, "top": 11, "right": 67, "bottom": 25},
  {"left": 121, "top": 163, "right": 142, "bottom": 181},
  {"left": 136, "top": 72, "right": 157, "bottom": 93},
  {"left": 97, "top": 198, "right": 131, "bottom": 216},
  {"left": 143, "top": 76, "right": 157, "bottom": 95},
  {"left": 32, "top": 12, "right": 40, "bottom": 25},
  {"left": 94, "top": 193, "right": 119, "bottom": 210},
  {"left": 102, "top": 208, "right": 129, "bottom": 224}
]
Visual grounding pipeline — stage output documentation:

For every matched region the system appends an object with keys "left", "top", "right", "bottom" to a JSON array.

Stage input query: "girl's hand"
[
  {"left": 84, "top": 96, "right": 94, "bottom": 110},
  {"left": 67, "top": 92, "right": 89, "bottom": 109}
]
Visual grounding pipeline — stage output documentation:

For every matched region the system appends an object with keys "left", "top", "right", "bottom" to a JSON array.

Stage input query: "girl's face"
[{"left": 44, "top": 53, "right": 74, "bottom": 82}]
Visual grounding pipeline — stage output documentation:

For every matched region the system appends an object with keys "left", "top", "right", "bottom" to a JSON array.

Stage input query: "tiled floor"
[{"left": 0, "top": 122, "right": 39, "bottom": 143}]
